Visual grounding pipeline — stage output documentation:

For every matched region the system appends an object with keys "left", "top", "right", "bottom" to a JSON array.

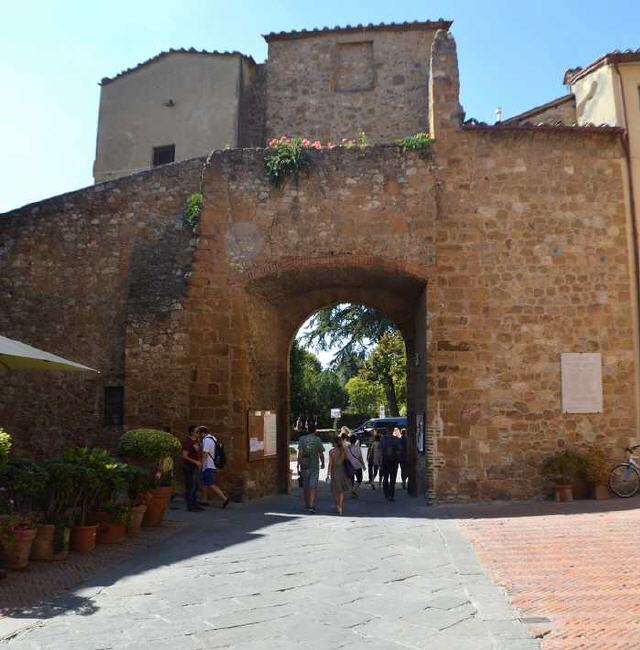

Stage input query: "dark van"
[{"left": 352, "top": 417, "right": 407, "bottom": 444}]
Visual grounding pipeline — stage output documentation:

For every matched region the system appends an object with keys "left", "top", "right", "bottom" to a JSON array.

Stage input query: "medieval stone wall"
[
  {"left": 0, "top": 159, "right": 202, "bottom": 456},
  {"left": 0, "top": 124, "right": 636, "bottom": 501},
  {"left": 265, "top": 28, "right": 439, "bottom": 144}
]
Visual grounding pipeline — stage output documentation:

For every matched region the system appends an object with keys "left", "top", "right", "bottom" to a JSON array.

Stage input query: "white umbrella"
[{"left": 0, "top": 335, "right": 98, "bottom": 373}]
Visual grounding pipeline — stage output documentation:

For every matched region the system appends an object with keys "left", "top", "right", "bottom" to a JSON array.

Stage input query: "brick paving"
[
  {"left": 0, "top": 519, "right": 185, "bottom": 616},
  {"left": 455, "top": 498, "right": 640, "bottom": 649}
]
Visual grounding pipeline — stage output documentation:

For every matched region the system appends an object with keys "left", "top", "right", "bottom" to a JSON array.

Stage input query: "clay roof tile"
[
  {"left": 564, "top": 48, "right": 640, "bottom": 84},
  {"left": 263, "top": 19, "right": 452, "bottom": 42},
  {"left": 100, "top": 48, "right": 255, "bottom": 85}
]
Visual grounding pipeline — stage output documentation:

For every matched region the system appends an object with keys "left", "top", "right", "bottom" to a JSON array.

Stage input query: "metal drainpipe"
[{"left": 613, "top": 63, "right": 640, "bottom": 430}]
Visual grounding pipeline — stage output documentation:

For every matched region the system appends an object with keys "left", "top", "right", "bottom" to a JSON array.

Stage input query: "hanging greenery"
[{"left": 183, "top": 192, "right": 203, "bottom": 230}]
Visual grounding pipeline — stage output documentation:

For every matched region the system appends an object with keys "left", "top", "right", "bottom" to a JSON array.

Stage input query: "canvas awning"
[{"left": 0, "top": 335, "right": 98, "bottom": 373}]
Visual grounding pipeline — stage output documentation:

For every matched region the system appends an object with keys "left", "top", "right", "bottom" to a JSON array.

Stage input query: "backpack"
[
  {"left": 205, "top": 435, "right": 227, "bottom": 469},
  {"left": 382, "top": 436, "right": 399, "bottom": 464}
]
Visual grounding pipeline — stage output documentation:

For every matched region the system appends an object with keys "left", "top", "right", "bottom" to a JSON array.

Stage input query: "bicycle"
[{"left": 609, "top": 444, "right": 640, "bottom": 497}]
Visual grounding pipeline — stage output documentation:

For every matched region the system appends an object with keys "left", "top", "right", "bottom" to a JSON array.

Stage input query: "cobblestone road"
[
  {"left": 2, "top": 487, "right": 536, "bottom": 649},
  {"left": 458, "top": 498, "right": 640, "bottom": 649}
]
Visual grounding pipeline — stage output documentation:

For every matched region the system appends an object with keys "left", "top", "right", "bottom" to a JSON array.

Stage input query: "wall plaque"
[{"left": 561, "top": 352, "right": 603, "bottom": 414}]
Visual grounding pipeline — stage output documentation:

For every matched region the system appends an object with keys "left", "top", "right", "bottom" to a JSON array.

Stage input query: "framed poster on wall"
[
  {"left": 247, "top": 410, "right": 278, "bottom": 461},
  {"left": 416, "top": 411, "right": 425, "bottom": 454}
]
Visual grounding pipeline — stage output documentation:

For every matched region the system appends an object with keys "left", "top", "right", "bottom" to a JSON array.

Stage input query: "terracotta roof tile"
[
  {"left": 263, "top": 19, "right": 452, "bottom": 42},
  {"left": 463, "top": 118, "right": 623, "bottom": 135},
  {"left": 564, "top": 48, "right": 640, "bottom": 84},
  {"left": 500, "top": 94, "right": 575, "bottom": 126},
  {"left": 100, "top": 48, "right": 254, "bottom": 85}
]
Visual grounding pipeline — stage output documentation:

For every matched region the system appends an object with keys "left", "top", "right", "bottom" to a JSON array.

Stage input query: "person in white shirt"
[
  {"left": 347, "top": 433, "right": 365, "bottom": 497},
  {"left": 198, "top": 426, "right": 230, "bottom": 509}
]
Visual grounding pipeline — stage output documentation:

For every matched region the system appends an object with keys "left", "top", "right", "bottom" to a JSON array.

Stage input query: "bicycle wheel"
[{"left": 609, "top": 463, "right": 640, "bottom": 498}]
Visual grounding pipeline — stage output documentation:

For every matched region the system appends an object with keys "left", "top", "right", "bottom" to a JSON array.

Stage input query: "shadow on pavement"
[{"left": 3, "top": 481, "right": 639, "bottom": 628}]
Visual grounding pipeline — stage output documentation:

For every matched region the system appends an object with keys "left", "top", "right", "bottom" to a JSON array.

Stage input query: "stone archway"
[{"left": 237, "top": 259, "right": 429, "bottom": 498}]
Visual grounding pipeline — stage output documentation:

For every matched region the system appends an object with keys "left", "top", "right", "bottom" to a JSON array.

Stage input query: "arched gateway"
[{"left": 1, "top": 30, "right": 637, "bottom": 503}]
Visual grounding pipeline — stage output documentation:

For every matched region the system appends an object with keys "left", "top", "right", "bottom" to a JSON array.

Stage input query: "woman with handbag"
[
  {"left": 327, "top": 435, "right": 352, "bottom": 515},
  {"left": 347, "top": 434, "right": 364, "bottom": 497}
]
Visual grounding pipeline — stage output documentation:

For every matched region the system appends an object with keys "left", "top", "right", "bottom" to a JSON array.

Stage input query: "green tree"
[
  {"left": 345, "top": 376, "right": 384, "bottom": 416},
  {"left": 360, "top": 332, "right": 407, "bottom": 416},
  {"left": 301, "top": 304, "right": 396, "bottom": 367},
  {"left": 289, "top": 340, "right": 348, "bottom": 427}
]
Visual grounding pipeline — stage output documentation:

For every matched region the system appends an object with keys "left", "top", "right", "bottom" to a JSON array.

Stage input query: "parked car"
[{"left": 352, "top": 417, "right": 407, "bottom": 444}]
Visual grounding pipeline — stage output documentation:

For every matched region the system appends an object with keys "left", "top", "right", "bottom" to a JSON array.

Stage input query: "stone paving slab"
[
  {"left": 0, "top": 521, "right": 185, "bottom": 616},
  {"left": 1, "top": 488, "right": 537, "bottom": 649},
  {"left": 452, "top": 498, "right": 640, "bottom": 649}
]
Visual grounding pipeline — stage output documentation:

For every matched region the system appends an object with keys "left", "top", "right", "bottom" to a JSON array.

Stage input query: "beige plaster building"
[{"left": 93, "top": 50, "right": 264, "bottom": 182}]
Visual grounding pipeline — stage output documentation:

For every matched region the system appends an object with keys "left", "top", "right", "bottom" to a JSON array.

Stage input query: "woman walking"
[
  {"left": 347, "top": 433, "right": 364, "bottom": 497},
  {"left": 367, "top": 430, "right": 382, "bottom": 490},
  {"left": 327, "top": 436, "right": 352, "bottom": 515}
]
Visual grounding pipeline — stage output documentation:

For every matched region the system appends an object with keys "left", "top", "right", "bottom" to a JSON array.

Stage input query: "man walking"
[
  {"left": 297, "top": 421, "right": 325, "bottom": 513},
  {"left": 199, "top": 426, "right": 230, "bottom": 509},
  {"left": 182, "top": 425, "right": 202, "bottom": 512},
  {"left": 380, "top": 427, "right": 401, "bottom": 501}
]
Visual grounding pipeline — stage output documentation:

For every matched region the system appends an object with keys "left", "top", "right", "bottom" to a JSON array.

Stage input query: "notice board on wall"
[{"left": 247, "top": 410, "right": 277, "bottom": 461}]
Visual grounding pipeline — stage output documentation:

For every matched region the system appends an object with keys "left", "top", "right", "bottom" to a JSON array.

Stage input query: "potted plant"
[
  {"left": 30, "top": 460, "right": 75, "bottom": 561},
  {"left": 0, "top": 513, "right": 38, "bottom": 570},
  {"left": 541, "top": 449, "right": 586, "bottom": 502},
  {"left": 585, "top": 444, "right": 610, "bottom": 499},
  {"left": 118, "top": 429, "right": 181, "bottom": 527},
  {"left": 122, "top": 464, "right": 151, "bottom": 536},
  {"left": 0, "top": 460, "right": 46, "bottom": 569},
  {"left": 64, "top": 449, "right": 110, "bottom": 553},
  {"left": 96, "top": 502, "right": 130, "bottom": 544}
]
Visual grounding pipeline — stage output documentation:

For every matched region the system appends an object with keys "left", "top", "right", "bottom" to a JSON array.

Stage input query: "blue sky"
[{"left": 1, "top": 0, "right": 638, "bottom": 213}]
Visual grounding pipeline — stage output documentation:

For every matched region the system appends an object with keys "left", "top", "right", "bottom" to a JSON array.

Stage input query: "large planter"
[
  {"left": 53, "top": 528, "right": 71, "bottom": 560},
  {"left": 3, "top": 528, "right": 37, "bottom": 570},
  {"left": 591, "top": 483, "right": 610, "bottom": 500},
  {"left": 30, "top": 524, "right": 55, "bottom": 561},
  {"left": 70, "top": 524, "right": 98, "bottom": 553},
  {"left": 553, "top": 484, "right": 573, "bottom": 503},
  {"left": 142, "top": 486, "right": 172, "bottom": 527},
  {"left": 97, "top": 521, "right": 126, "bottom": 545},
  {"left": 128, "top": 504, "right": 147, "bottom": 536}
]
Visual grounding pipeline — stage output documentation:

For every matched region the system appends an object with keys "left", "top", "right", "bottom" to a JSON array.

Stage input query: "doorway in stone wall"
[{"left": 243, "top": 260, "right": 429, "bottom": 499}]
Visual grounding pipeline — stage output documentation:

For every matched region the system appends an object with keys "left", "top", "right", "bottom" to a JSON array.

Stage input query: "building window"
[
  {"left": 152, "top": 144, "right": 175, "bottom": 167},
  {"left": 333, "top": 41, "right": 375, "bottom": 92},
  {"left": 104, "top": 386, "right": 124, "bottom": 426}
]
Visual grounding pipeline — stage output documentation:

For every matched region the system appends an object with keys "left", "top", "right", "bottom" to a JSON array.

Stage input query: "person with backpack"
[
  {"left": 380, "top": 427, "right": 401, "bottom": 501},
  {"left": 198, "top": 426, "right": 230, "bottom": 509},
  {"left": 297, "top": 421, "right": 325, "bottom": 513}
]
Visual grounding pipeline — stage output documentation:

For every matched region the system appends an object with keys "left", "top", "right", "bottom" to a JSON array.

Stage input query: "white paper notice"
[
  {"left": 561, "top": 352, "right": 603, "bottom": 413},
  {"left": 249, "top": 437, "right": 264, "bottom": 453},
  {"left": 264, "top": 411, "right": 277, "bottom": 457}
]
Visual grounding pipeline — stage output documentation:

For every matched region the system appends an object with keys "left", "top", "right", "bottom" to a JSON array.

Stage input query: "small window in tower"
[
  {"left": 334, "top": 41, "right": 375, "bottom": 92},
  {"left": 104, "top": 386, "right": 124, "bottom": 426},
  {"left": 152, "top": 144, "right": 175, "bottom": 167}
]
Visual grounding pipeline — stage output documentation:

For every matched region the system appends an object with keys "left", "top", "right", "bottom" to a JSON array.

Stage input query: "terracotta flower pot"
[
  {"left": 591, "top": 483, "right": 610, "bottom": 500},
  {"left": 30, "top": 524, "right": 56, "bottom": 561},
  {"left": 142, "top": 486, "right": 172, "bottom": 527},
  {"left": 97, "top": 521, "right": 127, "bottom": 544},
  {"left": 3, "top": 528, "right": 37, "bottom": 570},
  {"left": 53, "top": 528, "right": 71, "bottom": 561},
  {"left": 70, "top": 524, "right": 98, "bottom": 553},
  {"left": 128, "top": 504, "right": 147, "bottom": 536},
  {"left": 554, "top": 484, "right": 573, "bottom": 502}
]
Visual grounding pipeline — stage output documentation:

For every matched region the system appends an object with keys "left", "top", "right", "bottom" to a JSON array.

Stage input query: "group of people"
[
  {"left": 182, "top": 425, "right": 230, "bottom": 512},
  {"left": 296, "top": 423, "right": 408, "bottom": 515}
]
